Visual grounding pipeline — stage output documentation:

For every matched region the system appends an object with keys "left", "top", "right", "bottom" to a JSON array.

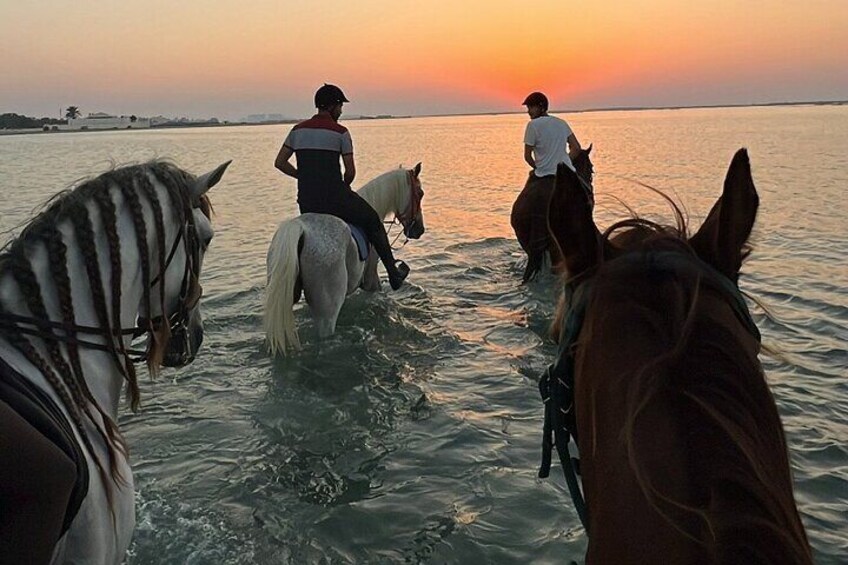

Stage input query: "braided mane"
[{"left": 0, "top": 161, "right": 209, "bottom": 487}]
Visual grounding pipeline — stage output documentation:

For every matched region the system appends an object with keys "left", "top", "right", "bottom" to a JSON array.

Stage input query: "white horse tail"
[{"left": 265, "top": 218, "right": 304, "bottom": 355}]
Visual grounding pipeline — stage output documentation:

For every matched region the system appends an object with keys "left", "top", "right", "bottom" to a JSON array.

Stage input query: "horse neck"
[{"left": 357, "top": 170, "right": 404, "bottom": 219}]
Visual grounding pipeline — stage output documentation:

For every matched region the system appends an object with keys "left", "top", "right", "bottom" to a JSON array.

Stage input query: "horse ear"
[
  {"left": 585, "top": 143, "right": 593, "bottom": 155},
  {"left": 193, "top": 160, "right": 232, "bottom": 198},
  {"left": 413, "top": 162, "right": 422, "bottom": 176},
  {"left": 548, "top": 163, "right": 605, "bottom": 278},
  {"left": 689, "top": 148, "right": 759, "bottom": 282}
]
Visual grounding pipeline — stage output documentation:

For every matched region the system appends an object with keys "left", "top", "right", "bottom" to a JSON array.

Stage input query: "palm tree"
[{"left": 65, "top": 106, "right": 81, "bottom": 120}]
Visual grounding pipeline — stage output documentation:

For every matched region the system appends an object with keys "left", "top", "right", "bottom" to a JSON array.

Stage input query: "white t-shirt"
[{"left": 524, "top": 115, "right": 574, "bottom": 177}]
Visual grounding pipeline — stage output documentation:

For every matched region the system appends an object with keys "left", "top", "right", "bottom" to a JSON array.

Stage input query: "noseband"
[{"left": 538, "top": 250, "right": 760, "bottom": 532}]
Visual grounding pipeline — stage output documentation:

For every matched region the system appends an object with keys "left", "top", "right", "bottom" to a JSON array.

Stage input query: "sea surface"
[{"left": 1, "top": 106, "right": 846, "bottom": 564}]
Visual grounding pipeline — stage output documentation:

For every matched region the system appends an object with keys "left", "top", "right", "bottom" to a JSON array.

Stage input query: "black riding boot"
[
  {"left": 383, "top": 258, "right": 410, "bottom": 290},
  {"left": 329, "top": 191, "right": 411, "bottom": 290},
  {"left": 369, "top": 228, "right": 408, "bottom": 289}
]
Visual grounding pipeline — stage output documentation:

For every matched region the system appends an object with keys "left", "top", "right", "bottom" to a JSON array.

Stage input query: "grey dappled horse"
[{"left": 264, "top": 164, "right": 424, "bottom": 355}]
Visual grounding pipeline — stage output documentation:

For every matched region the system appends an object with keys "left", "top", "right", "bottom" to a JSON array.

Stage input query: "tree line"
[{"left": 1, "top": 106, "right": 81, "bottom": 129}]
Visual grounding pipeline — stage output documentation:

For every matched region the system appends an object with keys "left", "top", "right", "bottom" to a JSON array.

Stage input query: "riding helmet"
[
  {"left": 522, "top": 92, "right": 549, "bottom": 111},
  {"left": 315, "top": 84, "right": 350, "bottom": 109}
]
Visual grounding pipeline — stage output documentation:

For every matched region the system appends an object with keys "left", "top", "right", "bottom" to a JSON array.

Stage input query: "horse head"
[
  {"left": 572, "top": 143, "right": 594, "bottom": 188},
  {"left": 549, "top": 147, "right": 755, "bottom": 283},
  {"left": 397, "top": 162, "right": 425, "bottom": 239},
  {"left": 142, "top": 161, "right": 231, "bottom": 368}
]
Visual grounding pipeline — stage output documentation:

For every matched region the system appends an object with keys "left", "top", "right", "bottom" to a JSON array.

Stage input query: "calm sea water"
[{"left": 1, "top": 106, "right": 846, "bottom": 564}]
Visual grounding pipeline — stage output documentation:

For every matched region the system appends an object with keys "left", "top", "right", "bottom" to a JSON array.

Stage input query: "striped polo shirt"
[{"left": 283, "top": 114, "right": 354, "bottom": 205}]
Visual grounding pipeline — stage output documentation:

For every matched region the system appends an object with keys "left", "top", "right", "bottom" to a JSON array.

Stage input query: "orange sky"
[{"left": 1, "top": 1, "right": 846, "bottom": 119}]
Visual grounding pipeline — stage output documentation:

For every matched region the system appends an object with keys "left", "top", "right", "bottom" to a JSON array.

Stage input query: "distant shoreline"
[
  {"left": 2, "top": 99, "right": 845, "bottom": 136},
  {"left": 421, "top": 99, "right": 848, "bottom": 119}
]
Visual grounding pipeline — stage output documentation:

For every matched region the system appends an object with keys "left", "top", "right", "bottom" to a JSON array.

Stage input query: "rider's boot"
[{"left": 384, "top": 259, "right": 410, "bottom": 290}]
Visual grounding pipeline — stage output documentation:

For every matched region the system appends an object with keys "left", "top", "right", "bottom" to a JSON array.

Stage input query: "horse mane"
[
  {"left": 551, "top": 192, "right": 810, "bottom": 560},
  {"left": 0, "top": 160, "right": 207, "bottom": 489},
  {"left": 357, "top": 168, "right": 409, "bottom": 219}
]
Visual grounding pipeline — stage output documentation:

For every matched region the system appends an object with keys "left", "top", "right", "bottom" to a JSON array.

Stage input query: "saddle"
[
  {"left": 0, "top": 356, "right": 89, "bottom": 535},
  {"left": 347, "top": 223, "right": 370, "bottom": 261}
]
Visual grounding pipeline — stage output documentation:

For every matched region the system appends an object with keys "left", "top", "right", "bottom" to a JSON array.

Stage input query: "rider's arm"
[
  {"left": 342, "top": 153, "right": 356, "bottom": 186},
  {"left": 524, "top": 145, "right": 535, "bottom": 169},
  {"left": 274, "top": 144, "right": 298, "bottom": 178},
  {"left": 567, "top": 133, "right": 582, "bottom": 162}
]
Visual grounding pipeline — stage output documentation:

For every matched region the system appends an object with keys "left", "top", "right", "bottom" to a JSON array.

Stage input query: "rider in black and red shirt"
[{"left": 274, "top": 84, "right": 408, "bottom": 290}]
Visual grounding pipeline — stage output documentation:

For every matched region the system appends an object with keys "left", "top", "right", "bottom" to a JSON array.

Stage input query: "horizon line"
[{"left": 3, "top": 98, "right": 845, "bottom": 134}]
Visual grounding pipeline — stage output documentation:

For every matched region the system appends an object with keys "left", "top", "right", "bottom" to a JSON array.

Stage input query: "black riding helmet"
[
  {"left": 315, "top": 84, "right": 350, "bottom": 109},
  {"left": 522, "top": 92, "right": 549, "bottom": 111}
]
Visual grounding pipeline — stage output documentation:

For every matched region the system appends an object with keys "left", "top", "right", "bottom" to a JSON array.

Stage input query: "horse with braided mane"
[{"left": 0, "top": 160, "right": 229, "bottom": 563}]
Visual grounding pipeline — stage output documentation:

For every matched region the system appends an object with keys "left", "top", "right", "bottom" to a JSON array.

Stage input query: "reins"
[{"left": 383, "top": 218, "right": 409, "bottom": 249}]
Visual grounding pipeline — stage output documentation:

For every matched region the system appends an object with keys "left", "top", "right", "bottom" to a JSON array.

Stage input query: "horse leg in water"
[
  {"left": 523, "top": 251, "right": 544, "bottom": 283},
  {"left": 301, "top": 251, "right": 349, "bottom": 338},
  {"left": 0, "top": 399, "right": 77, "bottom": 563}
]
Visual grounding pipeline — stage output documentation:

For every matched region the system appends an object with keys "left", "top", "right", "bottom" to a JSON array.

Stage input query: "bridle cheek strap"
[{"left": 395, "top": 171, "right": 421, "bottom": 228}]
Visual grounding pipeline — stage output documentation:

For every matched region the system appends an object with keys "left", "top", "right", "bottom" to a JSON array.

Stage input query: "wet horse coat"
[{"left": 541, "top": 150, "right": 812, "bottom": 563}]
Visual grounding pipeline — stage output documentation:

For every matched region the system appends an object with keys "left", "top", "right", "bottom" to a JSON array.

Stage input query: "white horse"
[
  {"left": 265, "top": 164, "right": 425, "bottom": 355},
  {"left": 0, "top": 160, "right": 229, "bottom": 564}
]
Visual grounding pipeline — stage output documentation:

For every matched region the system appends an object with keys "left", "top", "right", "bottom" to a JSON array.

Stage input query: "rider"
[
  {"left": 522, "top": 91, "right": 582, "bottom": 176},
  {"left": 274, "top": 84, "right": 409, "bottom": 290}
]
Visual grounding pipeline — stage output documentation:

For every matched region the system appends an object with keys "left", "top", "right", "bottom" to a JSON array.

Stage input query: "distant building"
[
  {"left": 150, "top": 115, "right": 171, "bottom": 126},
  {"left": 244, "top": 113, "right": 287, "bottom": 123},
  {"left": 65, "top": 113, "right": 150, "bottom": 130}
]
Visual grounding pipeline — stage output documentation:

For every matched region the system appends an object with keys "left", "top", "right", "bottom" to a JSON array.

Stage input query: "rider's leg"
[
  {"left": 0, "top": 399, "right": 76, "bottom": 563},
  {"left": 336, "top": 193, "right": 408, "bottom": 290}
]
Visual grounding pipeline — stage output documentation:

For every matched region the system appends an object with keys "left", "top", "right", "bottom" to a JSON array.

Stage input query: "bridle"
[
  {"left": 137, "top": 210, "right": 204, "bottom": 347},
  {"left": 384, "top": 170, "right": 423, "bottom": 247},
  {"left": 0, "top": 212, "right": 204, "bottom": 363}
]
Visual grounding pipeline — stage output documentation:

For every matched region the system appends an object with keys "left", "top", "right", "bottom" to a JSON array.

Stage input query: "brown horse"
[
  {"left": 511, "top": 145, "right": 594, "bottom": 283},
  {"left": 540, "top": 149, "right": 813, "bottom": 563}
]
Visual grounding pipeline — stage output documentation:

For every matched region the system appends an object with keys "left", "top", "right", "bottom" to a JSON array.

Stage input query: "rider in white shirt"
[
  {"left": 522, "top": 91, "right": 582, "bottom": 176},
  {"left": 512, "top": 92, "right": 585, "bottom": 282}
]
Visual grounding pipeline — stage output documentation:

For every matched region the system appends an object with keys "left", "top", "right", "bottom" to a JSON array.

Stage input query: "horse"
[
  {"left": 511, "top": 145, "right": 594, "bottom": 283},
  {"left": 264, "top": 164, "right": 424, "bottom": 355},
  {"left": 539, "top": 149, "right": 813, "bottom": 563},
  {"left": 0, "top": 160, "right": 230, "bottom": 564}
]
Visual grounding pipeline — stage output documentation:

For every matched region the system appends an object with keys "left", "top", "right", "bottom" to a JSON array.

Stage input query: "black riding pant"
[{"left": 299, "top": 191, "right": 396, "bottom": 267}]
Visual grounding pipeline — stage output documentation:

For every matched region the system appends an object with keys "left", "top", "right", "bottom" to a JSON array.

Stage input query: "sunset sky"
[{"left": 2, "top": 1, "right": 846, "bottom": 120}]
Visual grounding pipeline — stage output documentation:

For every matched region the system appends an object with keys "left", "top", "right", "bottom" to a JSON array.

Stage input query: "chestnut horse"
[
  {"left": 511, "top": 145, "right": 593, "bottom": 282},
  {"left": 539, "top": 149, "right": 812, "bottom": 563}
]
